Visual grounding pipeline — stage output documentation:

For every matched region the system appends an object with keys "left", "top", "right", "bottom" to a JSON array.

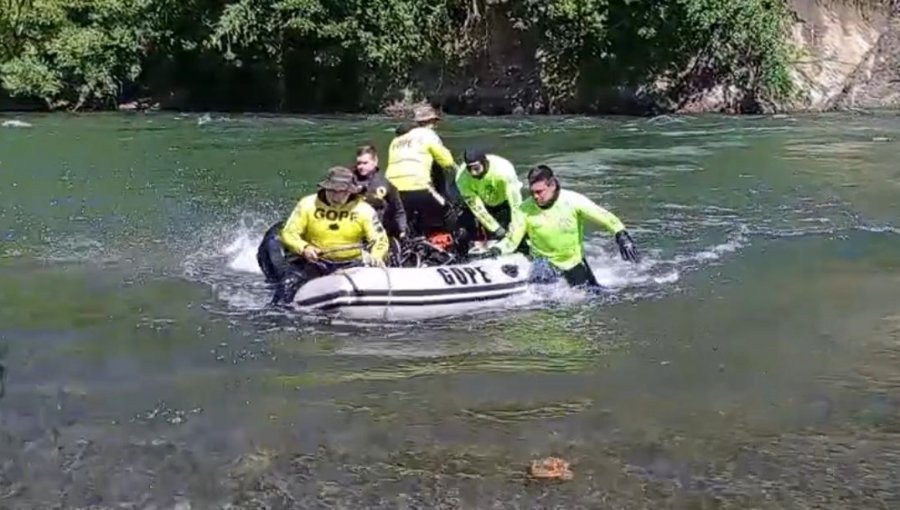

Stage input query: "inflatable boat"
[{"left": 290, "top": 252, "right": 532, "bottom": 321}]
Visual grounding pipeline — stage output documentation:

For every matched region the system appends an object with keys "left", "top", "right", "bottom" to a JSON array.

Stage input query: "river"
[{"left": 1, "top": 111, "right": 899, "bottom": 508}]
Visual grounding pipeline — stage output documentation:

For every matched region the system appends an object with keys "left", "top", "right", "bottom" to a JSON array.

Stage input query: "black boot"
[
  {"left": 270, "top": 273, "right": 305, "bottom": 306},
  {"left": 257, "top": 221, "right": 287, "bottom": 283}
]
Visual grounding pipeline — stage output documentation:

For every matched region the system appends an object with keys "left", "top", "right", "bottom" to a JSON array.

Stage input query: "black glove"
[
  {"left": 469, "top": 246, "right": 501, "bottom": 260},
  {"left": 490, "top": 226, "right": 507, "bottom": 240},
  {"left": 442, "top": 203, "right": 460, "bottom": 226},
  {"left": 615, "top": 230, "right": 639, "bottom": 263}
]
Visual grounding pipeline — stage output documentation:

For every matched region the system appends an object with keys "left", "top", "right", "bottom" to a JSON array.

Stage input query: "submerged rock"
[{"left": 527, "top": 457, "right": 574, "bottom": 481}]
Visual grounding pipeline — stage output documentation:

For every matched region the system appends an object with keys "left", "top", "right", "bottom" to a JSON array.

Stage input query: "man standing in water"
[
  {"left": 455, "top": 147, "right": 525, "bottom": 252},
  {"left": 492, "top": 165, "right": 640, "bottom": 287},
  {"left": 257, "top": 166, "right": 389, "bottom": 304},
  {"left": 384, "top": 105, "right": 461, "bottom": 242}
]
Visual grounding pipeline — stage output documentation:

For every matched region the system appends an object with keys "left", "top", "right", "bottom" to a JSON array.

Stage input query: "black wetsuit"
[
  {"left": 356, "top": 168, "right": 408, "bottom": 239},
  {"left": 560, "top": 260, "right": 600, "bottom": 287}
]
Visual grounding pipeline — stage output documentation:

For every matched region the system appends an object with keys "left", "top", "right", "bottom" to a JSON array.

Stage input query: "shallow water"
[{"left": 1, "top": 111, "right": 899, "bottom": 508}]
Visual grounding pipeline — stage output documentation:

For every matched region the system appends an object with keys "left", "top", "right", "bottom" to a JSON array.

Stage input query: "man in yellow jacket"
[
  {"left": 257, "top": 166, "right": 389, "bottom": 304},
  {"left": 384, "top": 104, "right": 461, "bottom": 244}
]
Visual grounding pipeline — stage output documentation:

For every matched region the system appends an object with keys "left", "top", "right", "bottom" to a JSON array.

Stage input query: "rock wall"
[
  {"left": 836, "top": 17, "right": 900, "bottom": 108},
  {"left": 787, "top": 0, "right": 900, "bottom": 111},
  {"left": 424, "top": 9, "right": 546, "bottom": 115}
]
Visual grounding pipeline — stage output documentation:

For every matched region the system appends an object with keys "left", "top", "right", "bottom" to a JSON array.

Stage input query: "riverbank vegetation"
[{"left": 0, "top": 0, "right": 797, "bottom": 114}]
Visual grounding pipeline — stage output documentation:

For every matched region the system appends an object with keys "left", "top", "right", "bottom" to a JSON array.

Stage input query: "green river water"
[{"left": 1, "top": 111, "right": 899, "bottom": 508}]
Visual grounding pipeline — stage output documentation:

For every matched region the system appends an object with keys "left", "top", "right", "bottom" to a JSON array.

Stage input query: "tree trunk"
[{"left": 276, "top": 29, "right": 286, "bottom": 111}]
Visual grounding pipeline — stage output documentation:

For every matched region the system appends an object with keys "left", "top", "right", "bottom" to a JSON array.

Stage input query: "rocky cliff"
[
  {"left": 789, "top": 0, "right": 900, "bottom": 111},
  {"left": 420, "top": 0, "right": 900, "bottom": 115}
]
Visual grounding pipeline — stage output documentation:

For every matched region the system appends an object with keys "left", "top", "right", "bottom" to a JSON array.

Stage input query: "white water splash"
[
  {"left": 196, "top": 113, "right": 215, "bottom": 126},
  {"left": 182, "top": 213, "right": 751, "bottom": 322},
  {"left": 589, "top": 252, "right": 681, "bottom": 289},
  {"left": 646, "top": 115, "right": 688, "bottom": 125},
  {"left": 858, "top": 224, "right": 900, "bottom": 235},
  {"left": 581, "top": 224, "right": 749, "bottom": 294},
  {"left": 223, "top": 229, "right": 264, "bottom": 274},
  {"left": 180, "top": 213, "right": 279, "bottom": 311},
  {"left": 38, "top": 236, "right": 120, "bottom": 263},
  {"left": 2, "top": 120, "right": 32, "bottom": 128}
]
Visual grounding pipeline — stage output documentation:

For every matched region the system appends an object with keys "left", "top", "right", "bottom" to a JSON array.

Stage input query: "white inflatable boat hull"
[{"left": 291, "top": 253, "right": 532, "bottom": 320}]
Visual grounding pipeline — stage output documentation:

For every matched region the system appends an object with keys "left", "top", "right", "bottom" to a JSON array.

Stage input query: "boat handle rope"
[
  {"left": 381, "top": 262, "right": 392, "bottom": 322},
  {"left": 379, "top": 238, "right": 401, "bottom": 321},
  {"left": 315, "top": 243, "right": 368, "bottom": 259},
  {"left": 317, "top": 241, "right": 394, "bottom": 320}
]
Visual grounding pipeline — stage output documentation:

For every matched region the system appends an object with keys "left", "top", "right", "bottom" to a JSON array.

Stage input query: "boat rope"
[
  {"left": 380, "top": 238, "right": 399, "bottom": 321},
  {"left": 381, "top": 263, "right": 393, "bottom": 321},
  {"left": 317, "top": 243, "right": 367, "bottom": 259},
  {"left": 337, "top": 240, "right": 392, "bottom": 320}
]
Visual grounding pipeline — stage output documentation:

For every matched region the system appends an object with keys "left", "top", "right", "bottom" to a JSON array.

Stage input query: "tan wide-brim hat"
[
  {"left": 318, "top": 166, "right": 360, "bottom": 192},
  {"left": 413, "top": 104, "right": 441, "bottom": 123}
]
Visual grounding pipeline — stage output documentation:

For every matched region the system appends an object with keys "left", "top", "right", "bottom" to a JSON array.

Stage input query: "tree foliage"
[
  {"left": 0, "top": 0, "right": 798, "bottom": 112},
  {"left": 0, "top": 0, "right": 166, "bottom": 108}
]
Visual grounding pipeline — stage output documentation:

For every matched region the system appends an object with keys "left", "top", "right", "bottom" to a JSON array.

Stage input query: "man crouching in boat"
[
  {"left": 456, "top": 147, "right": 526, "bottom": 253},
  {"left": 490, "top": 165, "right": 640, "bottom": 288},
  {"left": 257, "top": 166, "right": 390, "bottom": 305}
]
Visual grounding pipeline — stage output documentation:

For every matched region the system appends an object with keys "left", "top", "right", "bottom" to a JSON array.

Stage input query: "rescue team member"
[
  {"left": 397, "top": 119, "right": 459, "bottom": 206},
  {"left": 384, "top": 104, "right": 460, "bottom": 240},
  {"left": 455, "top": 147, "right": 525, "bottom": 251},
  {"left": 257, "top": 166, "right": 389, "bottom": 304},
  {"left": 492, "top": 165, "right": 639, "bottom": 288},
  {"left": 353, "top": 144, "right": 408, "bottom": 240}
]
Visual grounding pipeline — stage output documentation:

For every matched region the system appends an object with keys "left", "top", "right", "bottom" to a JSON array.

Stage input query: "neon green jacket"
[
  {"left": 455, "top": 154, "right": 524, "bottom": 233},
  {"left": 498, "top": 189, "right": 626, "bottom": 270}
]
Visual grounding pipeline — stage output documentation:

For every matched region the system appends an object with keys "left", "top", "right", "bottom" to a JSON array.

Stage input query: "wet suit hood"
[
  {"left": 464, "top": 147, "right": 487, "bottom": 165},
  {"left": 463, "top": 147, "right": 489, "bottom": 180}
]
